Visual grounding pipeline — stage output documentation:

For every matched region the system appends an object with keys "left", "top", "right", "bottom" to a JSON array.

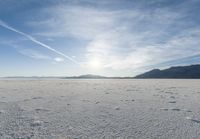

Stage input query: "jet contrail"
[{"left": 0, "top": 20, "right": 79, "bottom": 64}]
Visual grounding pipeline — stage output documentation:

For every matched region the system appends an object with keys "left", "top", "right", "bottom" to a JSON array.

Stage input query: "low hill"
[
  {"left": 64, "top": 74, "right": 107, "bottom": 79},
  {"left": 135, "top": 64, "right": 200, "bottom": 79}
]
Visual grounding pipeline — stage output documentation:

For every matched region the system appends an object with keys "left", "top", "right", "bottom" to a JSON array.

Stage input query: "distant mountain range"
[
  {"left": 2, "top": 64, "right": 200, "bottom": 79},
  {"left": 63, "top": 74, "right": 133, "bottom": 79},
  {"left": 64, "top": 74, "right": 107, "bottom": 79},
  {"left": 135, "top": 64, "right": 200, "bottom": 79},
  {"left": 64, "top": 64, "right": 200, "bottom": 79}
]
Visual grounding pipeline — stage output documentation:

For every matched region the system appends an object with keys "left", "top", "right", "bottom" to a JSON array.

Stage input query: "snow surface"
[{"left": 0, "top": 79, "right": 200, "bottom": 139}]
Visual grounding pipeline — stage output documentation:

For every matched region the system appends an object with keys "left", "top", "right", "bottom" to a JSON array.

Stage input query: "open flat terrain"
[{"left": 0, "top": 79, "right": 200, "bottom": 139}]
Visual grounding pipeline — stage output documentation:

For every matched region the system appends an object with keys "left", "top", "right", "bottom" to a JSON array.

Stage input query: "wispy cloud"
[
  {"left": 19, "top": 49, "right": 51, "bottom": 60},
  {"left": 0, "top": 19, "right": 79, "bottom": 64},
  {"left": 54, "top": 57, "right": 64, "bottom": 62},
  {"left": 19, "top": 49, "right": 66, "bottom": 64},
  {"left": 28, "top": 2, "right": 200, "bottom": 72}
]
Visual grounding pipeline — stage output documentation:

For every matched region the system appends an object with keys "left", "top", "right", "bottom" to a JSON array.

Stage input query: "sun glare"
[{"left": 89, "top": 58, "right": 102, "bottom": 69}]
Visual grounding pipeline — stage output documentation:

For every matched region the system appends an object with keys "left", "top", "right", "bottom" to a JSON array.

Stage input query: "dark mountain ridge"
[{"left": 135, "top": 64, "right": 200, "bottom": 79}]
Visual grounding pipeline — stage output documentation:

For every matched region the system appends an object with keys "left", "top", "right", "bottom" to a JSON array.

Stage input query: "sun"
[{"left": 88, "top": 58, "right": 102, "bottom": 69}]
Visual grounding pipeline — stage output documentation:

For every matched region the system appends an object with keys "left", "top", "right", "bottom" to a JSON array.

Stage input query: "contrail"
[{"left": 0, "top": 20, "right": 79, "bottom": 64}]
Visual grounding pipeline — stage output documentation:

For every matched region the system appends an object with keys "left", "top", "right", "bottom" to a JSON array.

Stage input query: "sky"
[{"left": 0, "top": 0, "right": 200, "bottom": 77}]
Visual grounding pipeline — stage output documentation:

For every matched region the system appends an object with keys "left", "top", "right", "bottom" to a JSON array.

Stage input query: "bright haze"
[{"left": 0, "top": 0, "right": 200, "bottom": 77}]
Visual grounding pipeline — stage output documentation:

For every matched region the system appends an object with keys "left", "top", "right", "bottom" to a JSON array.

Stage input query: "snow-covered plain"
[{"left": 0, "top": 79, "right": 200, "bottom": 139}]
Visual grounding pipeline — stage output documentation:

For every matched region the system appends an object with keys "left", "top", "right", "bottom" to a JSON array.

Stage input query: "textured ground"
[{"left": 0, "top": 79, "right": 200, "bottom": 139}]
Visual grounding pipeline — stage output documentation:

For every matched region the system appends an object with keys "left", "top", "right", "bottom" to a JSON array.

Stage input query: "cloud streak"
[
  {"left": 32, "top": 3, "right": 200, "bottom": 72},
  {"left": 0, "top": 20, "right": 79, "bottom": 65}
]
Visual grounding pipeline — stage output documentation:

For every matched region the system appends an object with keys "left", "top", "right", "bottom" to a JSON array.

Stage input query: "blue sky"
[{"left": 0, "top": 0, "right": 200, "bottom": 77}]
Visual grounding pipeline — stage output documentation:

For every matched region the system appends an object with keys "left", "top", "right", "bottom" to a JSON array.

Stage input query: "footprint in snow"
[
  {"left": 35, "top": 108, "right": 50, "bottom": 113},
  {"left": 160, "top": 108, "right": 169, "bottom": 111},
  {"left": 168, "top": 101, "right": 176, "bottom": 103},
  {"left": 32, "top": 97, "right": 43, "bottom": 100},
  {"left": 170, "top": 96, "right": 175, "bottom": 99},
  {"left": 82, "top": 99, "right": 90, "bottom": 102},
  {"left": 22, "top": 99, "right": 31, "bottom": 102},
  {"left": 171, "top": 108, "right": 181, "bottom": 111},
  {"left": 126, "top": 89, "right": 134, "bottom": 92},
  {"left": 161, "top": 108, "right": 181, "bottom": 111},
  {"left": 187, "top": 110, "right": 192, "bottom": 112},
  {"left": 182, "top": 109, "right": 192, "bottom": 112},
  {"left": 186, "top": 117, "right": 200, "bottom": 123},
  {"left": 30, "top": 120, "right": 43, "bottom": 127},
  {"left": 121, "top": 99, "right": 135, "bottom": 102},
  {"left": 165, "top": 92, "right": 174, "bottom": 94}
]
